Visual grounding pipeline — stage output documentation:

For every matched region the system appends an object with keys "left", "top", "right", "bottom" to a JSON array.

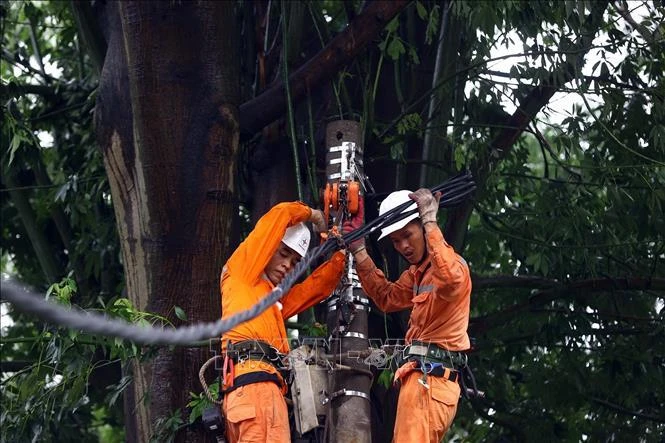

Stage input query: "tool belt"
[
  {"left": 223, "top": 340, "right": 288, "bottom": 393},
  {"left": 226, "top": 340, "right": 284, "bottom": 367},
  {"left": 404, "top": 341, "right": 468, "bottom": 369},
  {"left": 402, "top": 341, "right": 485, "bottom": 398}
]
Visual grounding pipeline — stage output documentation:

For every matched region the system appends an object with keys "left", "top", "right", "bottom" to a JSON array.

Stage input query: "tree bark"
[{"left": 95, "top": 2, "right": 240, "bottom": 441}]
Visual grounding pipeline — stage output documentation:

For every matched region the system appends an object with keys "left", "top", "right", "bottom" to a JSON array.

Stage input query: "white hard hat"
[
  {"left": 378, "top": 190, "right": 418, "bottom": 240},
  {"left": 282, "top": 223, "right": 311, "bottom": 258}
]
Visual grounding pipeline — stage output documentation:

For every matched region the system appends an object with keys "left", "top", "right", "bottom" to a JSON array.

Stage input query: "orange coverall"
[
  {"left": 355, "top": 225, "right": 471, "bottom": 442},
  {"left": 220, "top": 202, "right": 345, "bottom": 443}
]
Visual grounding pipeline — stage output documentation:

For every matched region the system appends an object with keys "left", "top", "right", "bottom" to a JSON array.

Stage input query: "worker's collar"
[
  {"left": 261, "top": 272, "right": 274, "bottom": 288},
  {"left": 411, "top": 253, "right": 431, "bottom": 276}
]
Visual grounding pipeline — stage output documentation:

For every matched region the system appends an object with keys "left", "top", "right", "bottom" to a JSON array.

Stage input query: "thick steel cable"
[
  {"left": 1, "top": 241, "right": 329, "bottom": 346},
  {"left": 1, "top": 173, "right": 475, "bottom": 347}
]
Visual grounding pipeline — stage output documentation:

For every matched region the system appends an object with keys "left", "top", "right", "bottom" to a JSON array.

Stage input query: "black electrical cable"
[{"left": 341, "top": 171, "right": 476, "bottom": 246}]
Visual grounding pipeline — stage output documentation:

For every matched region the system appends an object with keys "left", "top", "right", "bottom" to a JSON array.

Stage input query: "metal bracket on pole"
[{"left": 322, "top": 388, "right": 371, "bottom": 405}]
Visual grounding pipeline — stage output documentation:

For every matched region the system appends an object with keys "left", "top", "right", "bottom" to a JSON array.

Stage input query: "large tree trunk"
[{"left": 94, "top": 2, "right": 240, "bottom": 441}]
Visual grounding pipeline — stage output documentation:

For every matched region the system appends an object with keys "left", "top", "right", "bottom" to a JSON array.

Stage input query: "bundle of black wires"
[{"left": 321, "top": 170, "right": 476, "bottom": 257}]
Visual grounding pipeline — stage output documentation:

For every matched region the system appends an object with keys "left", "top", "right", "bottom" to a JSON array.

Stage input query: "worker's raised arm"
[
  {"left": 224, "top": 202, "right": 312, "bottom": 284},
  {"left": 410, "top": 188, "right": 471, "bottom": 300}
]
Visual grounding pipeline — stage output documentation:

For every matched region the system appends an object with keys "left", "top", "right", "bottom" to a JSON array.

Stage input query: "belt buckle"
[
  {"left": 421, "top": 361, "right": 435, "bottom": 374},
  {"left": 408, "top": 344, "right": 428, "bottom": 357}
]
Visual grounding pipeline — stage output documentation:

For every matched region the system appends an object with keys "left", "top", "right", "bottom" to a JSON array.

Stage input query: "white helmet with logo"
[
  {"left": 378, "top": 190, "right": 419, "bottom": 240},
  {"left": 281, "top": 223, "right": 311, "bottom": 258}
]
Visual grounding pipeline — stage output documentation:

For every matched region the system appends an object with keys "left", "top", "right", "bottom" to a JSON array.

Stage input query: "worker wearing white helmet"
[
  {"left": 220, "top": 202, "right": 345, "bottom": 443},
  {"left": 344, "top": 188, "right": 472, "bottom": 442}
]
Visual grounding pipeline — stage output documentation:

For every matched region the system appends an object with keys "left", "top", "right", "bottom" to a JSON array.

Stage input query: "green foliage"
[
  {"left": 186, "top": 381, "right": 220, "bottom": 424},
  {"left": 1, "top": 277, "right": 125, "bottom": 442},
  {"left": 150, "top": 411, "right": 186, "bottom": 443},
  {"left": 46, "top": 274, "right": 77, "bottom": 305},
  {"left": 376, "top": 368, "right": 395, "bottom": 390},
  {"left": 0, "top": 274, "right": 179, "bottom": 441},
  {"left": 302, "top": 321, "right": 328, "bottom": 337}
]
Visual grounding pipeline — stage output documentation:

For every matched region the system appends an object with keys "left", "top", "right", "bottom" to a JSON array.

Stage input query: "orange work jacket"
[
  {"left": 220, "top": 202, "right": 345, "bottom": 386},
  {"left": 355, "top": 226, "right": 471, "bottom": 351}
]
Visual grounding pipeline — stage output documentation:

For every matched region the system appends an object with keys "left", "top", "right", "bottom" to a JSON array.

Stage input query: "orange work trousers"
[
  {"left": 223, "top": 381, "right": 290, "bottom": 442},
  {"left": 393, "top": 369, "right": 461, "bottom": 442}
]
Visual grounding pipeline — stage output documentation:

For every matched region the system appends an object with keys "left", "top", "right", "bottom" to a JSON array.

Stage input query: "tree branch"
[
  {"left": 0, "top": 361, "right": 33, "bottom": 373},
  {"left": 446, "top": 1, "right": 610, "bottom": 248},
  {"left": 472, "top": 274, "right": 560, "bottom": 291},
  {"left": 1, "top": 49, "right": 57, "bottom": 83},
  {"left": 470, "top": 277, "right": 665, "bottom": 335},
  {"left": 0, "top": 82, "right": 57, "bottom": 99},
  {"left": 239, "top": 0, "right": 410, "bottom": 139},
  {"left": 489, "top": 2, "right": 610, "bottom": 162},
  {"left": 69, "top": 0, "right": 108, "bottom": 73},
  {"left": 2, "top": 173, "right": 64, "bottom": 283},
  {"left": 590, "top": 396, "right": 665, "bottom": 423}
]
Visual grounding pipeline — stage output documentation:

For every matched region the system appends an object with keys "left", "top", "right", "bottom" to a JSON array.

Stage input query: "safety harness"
[
  {"left": 404, "top": 340, "right": 468, "bottom": 367},
  {"left": 200, "top": 340, "right": 288, "bottom": 442},
  {"left": 221, "top": 340, "right": 288, "bottom": 393},
  {"left": 400, "top": 340, "right": 482, "bottom": 397}
]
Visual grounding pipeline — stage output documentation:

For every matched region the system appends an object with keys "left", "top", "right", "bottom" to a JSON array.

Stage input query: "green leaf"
[
  {"left": 174, "top": 306, "right": 187, "bottom": 321},
  {"left": 376, "top": 369, "right": 394, "bottom": 388},
  {"left": 454, "top": 148, "right": 466, "bottom": 170},
  {"left": 425, "top": 4, "right": 440, "bottom": 45},
  {"left": 386, "top": 38, "right": 405, "bottom": 61},
  {"left": 408, "top": 47, "right": 421, "bottom": 65},
  {"left": 415, "top": 1, "right": 427, "bottom": 20},
  {"left": 389, "top": 142, "right": 404, "bottom": 161},
  {"left": 9, "top": 133, "right": 23, "bottom": 165},
  {"left": 55, "top": 182, "right": 70, "bottom": 202},
  {"left": 385, "top": 17, "right": 399, "bottom": 33}
]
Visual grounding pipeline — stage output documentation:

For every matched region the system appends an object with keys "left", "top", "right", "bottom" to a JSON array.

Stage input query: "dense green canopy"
[{"left": 1, "top": 1, "right": 663, "bottom": 441}]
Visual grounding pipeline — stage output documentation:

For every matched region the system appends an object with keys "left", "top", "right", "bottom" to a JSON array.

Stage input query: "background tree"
[{"left": 1, "top": 1, "right": 663, "bottom": 442}]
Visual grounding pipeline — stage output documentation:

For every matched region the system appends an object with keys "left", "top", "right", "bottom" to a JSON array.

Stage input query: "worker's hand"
[
  {"left": 342, "top": 198, "right": 365, "bottom": 252},
  {"left": 309, "top": 209, "right": 327, "bottom": 233},
  {"left": 409, "top": 189, "right": 441, "bottom": 224}
]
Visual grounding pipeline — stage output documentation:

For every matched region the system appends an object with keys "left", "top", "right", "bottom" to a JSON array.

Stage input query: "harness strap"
[
  {"left": 226, "top": 340, "right": 284, "bottom": 368},
  {"left": 394, "top": 360, "right": 459, "bottom": 387},
  {"left": 222, "top": 340, "right": 288, "bottom": 392},
  {"left": 406, "top": 341, "right": 468, "bottom": 367},
  {"left": 416, "top": 361, "right": 459, "bottom": 382},
  {"left": 222, "top": 371, "right": 283, "bottom": 394}
]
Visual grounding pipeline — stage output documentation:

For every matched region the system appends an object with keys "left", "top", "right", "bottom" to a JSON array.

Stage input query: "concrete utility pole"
[{"left": 324, "top": 121, "right": 372, "bottom": 443}]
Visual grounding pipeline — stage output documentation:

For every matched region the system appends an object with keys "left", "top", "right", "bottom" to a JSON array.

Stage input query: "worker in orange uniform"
[
  {"left": 344, "top": 188, "right": 471, "bottom": 442},
  {"left": 220, "top": 201, "right": 346, "bottom": 442}
]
